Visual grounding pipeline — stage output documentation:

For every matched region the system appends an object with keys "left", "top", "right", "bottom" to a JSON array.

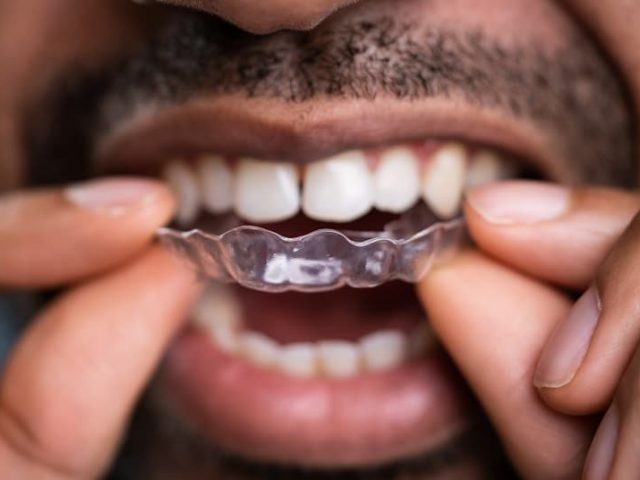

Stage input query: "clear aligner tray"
[{"left": 157, "top": 204, "right": 466, "bottom": 293}]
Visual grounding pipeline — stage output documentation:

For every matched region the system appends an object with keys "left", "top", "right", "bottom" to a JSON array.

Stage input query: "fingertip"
[
  {"left": 140, "top": 245, "right": 201, "bottom": 293},
  {"left": 464, "top": 181, "right": 571, "bottom": 226},
  {"left": 536, "top": 383, "right": 610, "bottom": 416},
  {"left": 462, "top": 182, "right": 640, "bottom": 289},
  {"left": 65, "top": 177, "right": 176, "bottom": 227},
  {"left": 417, "top": 249, "right": 479, "bottom": 302}
]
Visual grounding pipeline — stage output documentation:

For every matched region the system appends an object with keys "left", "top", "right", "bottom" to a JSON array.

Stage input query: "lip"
[
  {"left": 95, "top": 93, "right": 568, "bottom": 182},
  {"left": 161, "top": 326, "right": 476, "bottom": 468}
]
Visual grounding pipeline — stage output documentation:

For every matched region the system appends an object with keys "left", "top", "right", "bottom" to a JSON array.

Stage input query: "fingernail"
[
  {"left": 65, "top": 178, "right": 159, "bottom": 214},
  {"left": 534, "top": 286, "right": 601, "bottom": 389},
  {"left": 583, "top": 404, "right": 619, "bottom": 480},
  {"left": 466, "top": 180, "right": 571, "bottom": 224}
]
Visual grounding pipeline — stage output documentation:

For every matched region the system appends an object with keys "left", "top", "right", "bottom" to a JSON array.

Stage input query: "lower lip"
[{"left": 159, "top": 326, "right": 476, "bottom": 468}]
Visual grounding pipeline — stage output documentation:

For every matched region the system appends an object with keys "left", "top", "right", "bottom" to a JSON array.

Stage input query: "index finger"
[{"left": 0, "top": 178, "right": 174, "bottom": 289}]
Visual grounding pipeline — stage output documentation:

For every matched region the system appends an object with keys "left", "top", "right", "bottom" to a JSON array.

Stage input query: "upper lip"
[{"left": 95, "top": 94, "right": 568, "bottom": 181}]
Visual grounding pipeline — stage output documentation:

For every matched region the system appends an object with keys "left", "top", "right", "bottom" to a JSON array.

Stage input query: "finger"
[
  {"left": 464, "top": 181, "right": 640, "bottom": 289},
  {"left": 534, "top": 210, "right": 640, "bottom": 414},
  {"left": 417, "top": 250, "right": 594, "bottom": 480},
  {"left": 583, "top": 346, "right": 640, "bottom": 480},
  {"left": 0, "top": 177, "right": 174, "bottom": 289},
  {"left": 0, "top": 246, "right": 201, "bottom": 479}
]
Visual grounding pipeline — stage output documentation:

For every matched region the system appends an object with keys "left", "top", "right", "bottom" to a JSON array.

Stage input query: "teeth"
[
  {"left": 277, "top": 343, "right": 318, "bottom": 378},
  {"left": 165, "top": 143, "right": 513, "bottom": 226},
  {"left": 421, "top": 143, "right": 468, "bottom": 219},
  {"left": 238, "top": 331, "right": 279, "bottom": 368},
  {"left": 234, "top": 159, "right": 300, "bottom": 223},
  {"left": 192, "top": 285, "right": 242, "bottom": 354},
  {"left": 302, "top": 151, "right": 374, "bottom": 222},
  {"left": 465, "top": 149, "right": 515, "bottom": 189},
  {"left": 359, "top": 330, "right": 409, "bottom": 372},
  {"left": 163, "top": 160, "right": 201, "bottom": 225},
  {"left": 198, "top": 155, "right": 234, "bottom": 214},
  {"left": 373, "top": 147, "right": 421, "bottom": 213},
  {"left": 318, "top": 341, "right": 361, "bottom": 378},
  {"left": 192, "top": 288, "right": 430, "bottom": 377}
]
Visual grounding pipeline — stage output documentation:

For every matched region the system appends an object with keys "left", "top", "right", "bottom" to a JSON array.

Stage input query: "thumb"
[
  {"left": 418, "top": 250, "right": 594, "bottom": 479},
  {"left": 0, "top": 247, "right": 201, "bottom": 478}
]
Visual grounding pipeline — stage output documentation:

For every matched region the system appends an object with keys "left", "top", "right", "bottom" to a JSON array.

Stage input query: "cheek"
[
  {"left": 380, "top": 0, "right": 577, "bottom": 52},
  {"left": 563, "top": 0, "right": 640, "bottom": 180},
  {"left": 0, "top": 0, "right": 165, "bottom": 187},
  {"left": 0, "top": 0, "right": 152, "bottom": 103}
]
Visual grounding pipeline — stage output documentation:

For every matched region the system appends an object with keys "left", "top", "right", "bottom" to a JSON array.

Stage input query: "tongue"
[{"left": 238, "top": 282, "right": 424, "bottom": 344}]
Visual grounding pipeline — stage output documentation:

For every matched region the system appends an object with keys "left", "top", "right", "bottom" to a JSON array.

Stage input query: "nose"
[{"left": 155, "top": 0, "right": 361, "bottom": 33}]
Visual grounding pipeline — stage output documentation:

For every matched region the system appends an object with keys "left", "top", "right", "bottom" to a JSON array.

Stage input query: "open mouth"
[{"left": 151, "top": 139, "right": 522, "bottom": 468}]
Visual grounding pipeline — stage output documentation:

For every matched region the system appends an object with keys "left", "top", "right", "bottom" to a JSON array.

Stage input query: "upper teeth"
[
  {"left": 198, "top": 155, "right": 234, "bottom": 214},
  {"left": 373, "top": 147, "right": 421, "bottom": 214},
  {"left": 192, "top": 285, "right": 434, "bottom": 379},
  {"left": 163, "top": 160, "right": 201, "bottom": 226},
  {"left": 421, "top": 144, "right": 467, "bottom": 219},
  {"left": 302, "top": 150, "right": 374, "bottom": 222},
  {"left": 163, "top": 142, "right": 516, "bottom": 226},
  {"left": 235, "top": 159, "right": 300, "bottom": 223},
  {"left": 465, "top": 149, "right": 516, "bottom": 189}
]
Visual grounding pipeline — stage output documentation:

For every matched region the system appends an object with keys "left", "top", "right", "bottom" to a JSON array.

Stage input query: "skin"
[{"left": 1, "top": 0, "right": 640, "bottom": 479}]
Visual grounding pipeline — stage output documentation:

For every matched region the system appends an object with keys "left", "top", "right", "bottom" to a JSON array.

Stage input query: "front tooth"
[
  {"left": 318, "top": 341, "right": 361, "bottom": 378},
  {"left": 303, "top": 151, "right": 374, "bottom": 222},
  {"left": 198, "top": 155, "right": 234, "bottom": 214},
  {"left": 373, "top": 147, "right": 420, "bottom": 213},
  {"left": 277, "top": 343, "right": 318, "bottom": 378},
  {"left": 234, "top": 159, "right": 300, "bottom": 223},
  {"left": 192, "top": 285, "right": 242, "bottom": 354},
  {"left": 465, "top": 150, "right": 514, "bottom": 189},
  {"left": 238, "top": 332, "right": 280, "bottom": 368},
  {"left": 359, "top": 330, "right": 408, "bottom": 372},
  {"left": 421, "top": 144, "right": 467, "bottom": 219},
  {"left": 163, "top": 160, "right": 200, "bottom": 225}
]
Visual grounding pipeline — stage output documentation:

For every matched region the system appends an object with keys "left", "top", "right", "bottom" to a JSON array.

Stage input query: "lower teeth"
[{"left": 191, "top": 285, "right": 434, "bottom": 379}]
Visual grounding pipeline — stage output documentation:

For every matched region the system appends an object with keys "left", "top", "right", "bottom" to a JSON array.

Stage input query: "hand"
[
  {"left": 0, "top": 178, "right": 201, "bottom": 479},
  {"left": 417, "top": 180, "right": 640, "bottom": 479}
]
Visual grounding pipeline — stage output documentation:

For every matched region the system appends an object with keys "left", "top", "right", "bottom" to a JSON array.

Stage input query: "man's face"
[{"left": 1, "top": 0, "right": 638, "bottom": 478}]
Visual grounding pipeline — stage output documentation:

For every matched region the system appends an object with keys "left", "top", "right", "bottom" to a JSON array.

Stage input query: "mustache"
[{"left": 26, "top": 12, "right": 635, "bottom": 186}]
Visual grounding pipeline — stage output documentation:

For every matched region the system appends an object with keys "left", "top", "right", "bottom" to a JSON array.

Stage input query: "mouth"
[{"left": 149, "top": 137, "right": 524, "bottom": 469}]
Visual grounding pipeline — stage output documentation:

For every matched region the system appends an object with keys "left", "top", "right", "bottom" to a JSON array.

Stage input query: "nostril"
[{"left": 148, "top": 0, "right": 360, "bottom": 34}]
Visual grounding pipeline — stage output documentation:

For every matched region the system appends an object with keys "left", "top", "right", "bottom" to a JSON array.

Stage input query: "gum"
[{"left": 157, "top": 204, "right": 466, "bottom": 293}]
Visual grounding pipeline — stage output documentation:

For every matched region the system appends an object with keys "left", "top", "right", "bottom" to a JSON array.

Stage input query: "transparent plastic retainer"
[{"left": 157, "top": 204, "right": 466, "bottom": 293}]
